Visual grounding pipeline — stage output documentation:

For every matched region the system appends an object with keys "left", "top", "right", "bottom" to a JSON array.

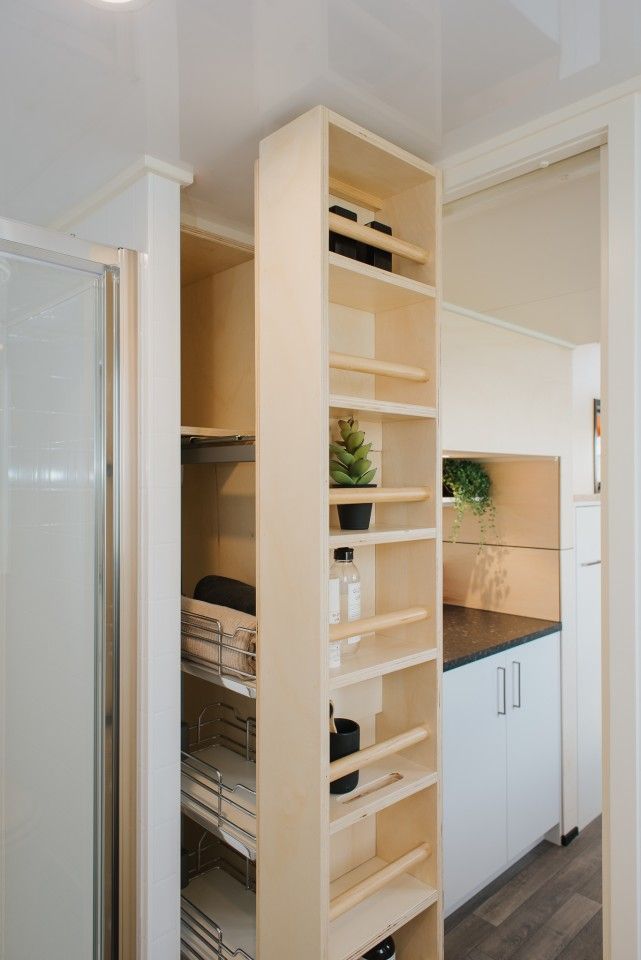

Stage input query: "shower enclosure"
[{"left": 0, "top": 219, "right": 137, "bottom": 960}]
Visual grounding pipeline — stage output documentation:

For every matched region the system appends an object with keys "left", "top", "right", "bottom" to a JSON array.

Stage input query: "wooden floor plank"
[
  {"left": 556, "top": 911, "right": 603, "bottom": 960},
  {"left": 474, "top": 842, "right": 568, "bottom": 926},
  {"left": 444, "top": 914, "right": 495, "bottom": 959},
  {"left": 446, "top": 820, "right": 603, "bottom": 960},
  {"left": 509, "top": 893, "right": 600, "bottom": 960}
]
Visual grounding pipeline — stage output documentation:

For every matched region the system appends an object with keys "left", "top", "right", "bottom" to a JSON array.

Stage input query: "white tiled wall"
[{"left": 1, "top": 273, "right": 99, "bottom": 959}]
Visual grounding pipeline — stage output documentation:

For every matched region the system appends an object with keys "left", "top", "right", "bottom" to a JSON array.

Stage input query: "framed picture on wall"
[{"left": 594, "top": 398, "right": 601, "bottom": 493}]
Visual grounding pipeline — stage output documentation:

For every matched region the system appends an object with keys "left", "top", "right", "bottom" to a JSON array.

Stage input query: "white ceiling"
[{"left": 1, "top": 0, "right": 640, "bottom": 232}]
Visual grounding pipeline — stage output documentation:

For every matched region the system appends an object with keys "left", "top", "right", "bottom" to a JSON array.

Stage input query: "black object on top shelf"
[
  {"left": 329, "top": 205, "right": 393, "bottom": 272},
  {"left": 365, "top": 221, "right": 392, "bottom": 271},
  {"left": 329, "top": 205, "right": 361, "bottom": 261}
]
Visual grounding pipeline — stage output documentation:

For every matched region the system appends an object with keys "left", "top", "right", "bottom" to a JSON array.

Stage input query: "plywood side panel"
[
  {"left": 443, "top": 542, "right": 560, "bottom": 620},
  {"left": 375, "top": 300, "right": 436, "bottom": 408},
  {"left": 379, "top": 181, "right": 437, "bottom": 286},
  {"left": 181, "top": 462, "right": 256, "bottom": 597},
  {"left": 443, "top": 458, "right": 560, "bottom": 549},
  {"left": 181, "top": 258, "right": 255, "bottom": 433},
  {"left": 256, "top": 105, "right": 329, "bottom": 960}
]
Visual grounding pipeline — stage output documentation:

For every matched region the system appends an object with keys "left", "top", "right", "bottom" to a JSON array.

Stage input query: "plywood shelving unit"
[{"left": 257, "top": 107, "right": 442, "bottom": 959}]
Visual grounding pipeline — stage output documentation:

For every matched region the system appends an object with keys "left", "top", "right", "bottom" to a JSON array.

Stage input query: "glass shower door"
[{"left": 0, "top": 237, "right": 118, "bottom": 960}]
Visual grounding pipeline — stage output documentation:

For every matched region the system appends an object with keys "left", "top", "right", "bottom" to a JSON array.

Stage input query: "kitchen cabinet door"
[
  {"left": 443, "top": 653, "right": 508, "bottom": 913},
  {"left": 506, "top": 632, "right": 561, "bottom": 860}
]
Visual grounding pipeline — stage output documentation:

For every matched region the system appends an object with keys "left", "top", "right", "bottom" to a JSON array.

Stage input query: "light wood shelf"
[
  {"left": 329, "top": 606, "right": 429, "bottom": 643},
  {"left": 329, "top": 351, "right": 428, "bottom": 383},
  {"left": 330, "top": 843, "right": 431, "bottom": 921},
  {"left": 328, "top": 213, "right": 429, "bottom": 266},
  {"left": 330, "top": 757, "right": 437, "bottom": 835},
  {"left": 329, "top": 522, "right": 436, "bottom": 547},
  {"left": 329, "top": 253, "right": 435, "bottom": 311},
  {"left": 329, "top": 486, "right": 430, "bottom": 506},
  {"left": 330, "top": 394, "right": 436, "bottom": 422},
  {"left": 330, "top": 634, "right": 437, "bottom": 689},
  {"left": 329, "top": 857, "right": 437, "bottom": 960},
  {"left": 329, "top": 727, "right": 429, "bottom": 784},
  {"left": 258, "top": 105, "right": 442, "bottom": 959}
]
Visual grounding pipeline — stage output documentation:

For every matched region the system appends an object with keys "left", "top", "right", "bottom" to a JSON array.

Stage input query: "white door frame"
[{"left": 442, "top": 88, "right": 641, "bottom": 960}]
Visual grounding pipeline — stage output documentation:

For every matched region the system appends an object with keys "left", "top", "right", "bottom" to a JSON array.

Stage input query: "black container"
[
  {"left": 336, "top": 484, "right": 376, "bottom": 531},
  {"left": 363, "top": 936, "right": 396, "bottom": 959},
  {"left": 181, "top": 847, "right": 190, "bottom": 890},
  {"left": 365, "top": 221, "right": 393, "bottom": 271},
  {"left": 330, "top": 718, "right": 360, "bottom": 794},
  {"left": 181, "top": 721, "right": 190, "bottom": 754},
  {"left": 329, "top": 205, "right": 362, "bottom": 261}
]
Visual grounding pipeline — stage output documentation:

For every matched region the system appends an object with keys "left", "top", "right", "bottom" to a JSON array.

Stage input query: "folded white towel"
[{"left": 181, "top": 596, "right": 256, "bottom": 677}]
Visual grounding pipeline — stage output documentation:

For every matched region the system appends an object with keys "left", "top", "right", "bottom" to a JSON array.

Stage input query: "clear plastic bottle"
[
  {"left": 330, "top": 547, "right": 362, "bottom": 656},
  {"left": 328, "top": 565, "right": 341, "bottom": 669}
]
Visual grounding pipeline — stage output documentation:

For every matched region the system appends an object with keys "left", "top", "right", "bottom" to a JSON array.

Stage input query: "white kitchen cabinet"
[
  {"left": 506, "top": 632, "right": 561, "bottom": 859},
  {"left": 576, "top": 502, "right": 602, "bottom": 830},
  {"left": 444, "top": 633, "right": 561, "bottom": 914},
  {"left": 443, "top": 654, "right": 508, "bottom": 913}
]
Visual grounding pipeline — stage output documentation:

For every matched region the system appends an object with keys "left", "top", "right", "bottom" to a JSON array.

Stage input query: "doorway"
[{"left": 440, "top": 148, "right": 604, "bottom": 957}]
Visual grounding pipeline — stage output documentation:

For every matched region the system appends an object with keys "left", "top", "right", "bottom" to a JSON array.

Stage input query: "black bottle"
[{"left": 363, "top": 937, "right": 396, "bottom": 959}]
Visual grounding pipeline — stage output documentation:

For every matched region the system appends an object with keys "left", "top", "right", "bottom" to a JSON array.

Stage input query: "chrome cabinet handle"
[
  {"left": 580, "top": 560, "right": 601, "bottom": 567},
  {"left": 513, "top": 661, "right": 521, "bottom": 708},
  {"left": 498, "top": 667, "right": 506, "bottom": 716}
]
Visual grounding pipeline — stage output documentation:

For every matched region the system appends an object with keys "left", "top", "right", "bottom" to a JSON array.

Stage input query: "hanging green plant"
[{"left": 443, "top": 458, "right": 497, "bottom": 548}]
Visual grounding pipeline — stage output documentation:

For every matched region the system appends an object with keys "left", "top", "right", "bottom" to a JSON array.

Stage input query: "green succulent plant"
[{"left": 329, "top": 418, "right": 377, "bottom": 487}]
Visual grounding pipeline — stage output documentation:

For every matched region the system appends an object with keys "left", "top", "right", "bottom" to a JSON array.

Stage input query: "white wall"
[
  {"left": 441, "top": 304, "right": 580, "bottom": 832},
  {"left": 444, "top": 156, "right": 601, "bottom": 345},
  {"left": 572, "top": 343, "right": 601, "bottom": 496},
  {"left": 66, "top": 169, "right": 186, "bottom": 960},
  {"left": 442, "top": 306, "right": 574, "bottom": 544}
]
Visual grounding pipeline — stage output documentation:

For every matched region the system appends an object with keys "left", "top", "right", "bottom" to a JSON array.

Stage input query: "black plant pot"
[
  {"left": 443, "top": 483, "right": 454, "bottom": 499},
  {"left": 330, "top": 718, "right": 360, "bottom": 794},
  {"left": 336, "top": 484, "right": 376, "bottom": 531}
]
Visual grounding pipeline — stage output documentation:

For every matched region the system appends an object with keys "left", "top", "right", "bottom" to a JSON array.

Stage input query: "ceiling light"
[{"left": 85, "top": 0, "right": 152, "bottom": 10}]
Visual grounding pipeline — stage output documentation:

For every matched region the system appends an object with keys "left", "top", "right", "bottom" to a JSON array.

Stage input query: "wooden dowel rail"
[
  {"left": 329, "top": 486, "right": 430, "bottom": 506},
  {"left": 328, "top": 212, "right": 429, "bottom": 266},
  {"left": 329, "top": 351, "right": 428, "bottom": 383},
  {"left": 329, "top": 843, "right": 431, "bottom": 921},
  {"left": 329, "top": 605, "right": 428, "bottom": 643},
  {"left": 329, "top": 176, "right": 384, "bottom": 212},
  {"left": 329, "top": 725, "right": 429, "bottom": 783}
]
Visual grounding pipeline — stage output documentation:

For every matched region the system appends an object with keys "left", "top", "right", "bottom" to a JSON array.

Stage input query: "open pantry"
[{"left": 179, "top": 106, "right": 442, "bottom": 960}]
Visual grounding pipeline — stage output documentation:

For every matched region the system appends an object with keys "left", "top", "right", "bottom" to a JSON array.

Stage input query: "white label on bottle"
[
  {"left": 329, "top": 578, "right": 340, "bottom": 624},
  {"left": 347, "top": 581, "right": 361, "bottom": 645},
  {"left": 329, "top": 642, "right": 341, "bottom": 669}
]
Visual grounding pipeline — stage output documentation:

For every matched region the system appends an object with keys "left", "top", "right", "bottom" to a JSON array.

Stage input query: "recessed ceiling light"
[{"left": 84, "top": 0, "right": 152, "bottom": 10}]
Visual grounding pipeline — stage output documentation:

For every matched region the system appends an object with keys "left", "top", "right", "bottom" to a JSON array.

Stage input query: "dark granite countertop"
[{"left": 443, "top": 605, "right": 561, "bottom": 671}]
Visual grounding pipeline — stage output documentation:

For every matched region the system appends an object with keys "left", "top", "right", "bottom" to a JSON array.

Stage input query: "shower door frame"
[{"left": 0, "top": 217, "right": 138, "bottom": 960}]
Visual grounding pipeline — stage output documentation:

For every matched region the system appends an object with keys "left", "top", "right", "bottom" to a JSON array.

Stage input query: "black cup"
[{"left": 330, "top": 718, "right": 360, "bottom": 794}]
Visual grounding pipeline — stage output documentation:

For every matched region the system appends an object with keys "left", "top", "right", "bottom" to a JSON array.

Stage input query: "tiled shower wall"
[{"left": 1, "top": 280, "right": 98, "bottom": 959}]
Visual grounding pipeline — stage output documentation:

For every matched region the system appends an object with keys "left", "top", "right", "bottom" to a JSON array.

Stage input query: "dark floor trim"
[{"left": 562, "top": 826, "right": 580, "bottom": 847}]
